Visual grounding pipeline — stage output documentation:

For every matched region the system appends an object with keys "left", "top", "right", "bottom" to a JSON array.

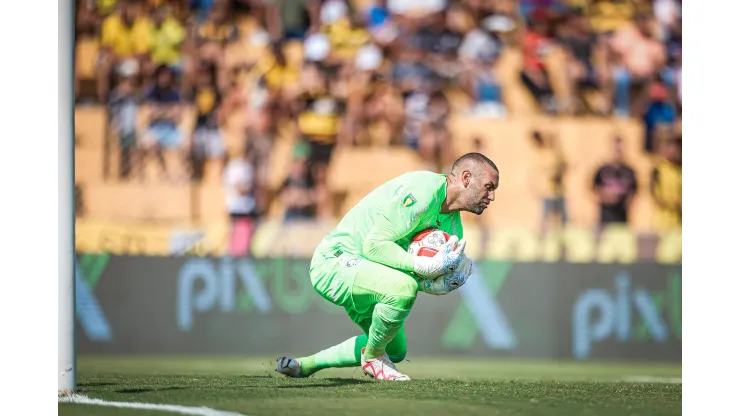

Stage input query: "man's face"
[
  {"left": 121, "top": 2, "right": 138, "bottom": 22},
  {"left": 460, "top": 165, "right": 499, "bottom": 215}
]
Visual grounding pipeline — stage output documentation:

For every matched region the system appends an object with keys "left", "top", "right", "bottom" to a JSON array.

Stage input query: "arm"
[
  {"left": 362, "top": 186, "right": 465, "bottom": 278},
  {"left": 362, "top": 211, "right": 422, "bottom": 273},
  {"left": 650, "top": 167, "right": 671, "bottom": 209}
]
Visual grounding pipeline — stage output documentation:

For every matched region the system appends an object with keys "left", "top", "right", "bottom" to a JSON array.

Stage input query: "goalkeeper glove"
[
  {"left": 418, "top": 254, "right": 474, "bottom": 296},
  {"left": 412, "top": 235, "right": 466, "bottom": 279}
]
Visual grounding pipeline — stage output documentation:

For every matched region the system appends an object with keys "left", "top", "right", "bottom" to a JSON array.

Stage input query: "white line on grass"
[
  {"left": 59, "top": 394, "right": 247, "bottom": 416},
  {"left": 621, "top": 376, "right": 682, "bottom": 384}
]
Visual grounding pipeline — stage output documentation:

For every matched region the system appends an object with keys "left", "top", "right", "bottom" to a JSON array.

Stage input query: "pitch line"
[
  {"left": 59, "top": 394, "right": 247, "bottom": 416},
  {"left": 621, "top": 376, "right": 682, "bottom": 384}
]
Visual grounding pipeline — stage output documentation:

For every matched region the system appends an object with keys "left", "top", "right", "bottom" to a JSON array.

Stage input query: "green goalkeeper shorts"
[{"left": 309, "top": 247, "right": 419, "bottom": 334}]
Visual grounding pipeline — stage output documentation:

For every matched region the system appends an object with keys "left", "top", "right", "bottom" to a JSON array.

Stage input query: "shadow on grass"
[
  {"left": 116, "top": 386, "right": 187, "bottom": 394},
  {"left": 278, "top": 378, "right": 372, "bottom": 389},
  {"left": 78, "top": 382, "right": 118, "bottom": 387}
]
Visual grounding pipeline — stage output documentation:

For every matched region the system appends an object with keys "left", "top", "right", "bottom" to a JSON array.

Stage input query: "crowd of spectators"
[{"left": 75, "top": 0, "right": 682, "bottom": 246}]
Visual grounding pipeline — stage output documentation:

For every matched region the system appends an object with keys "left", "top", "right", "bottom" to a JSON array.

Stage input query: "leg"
[
  {"left": 276, "top": 255, "right": 414, "bottom": 378},
  {"left": 612, "top": 66, "right": 631, "bottom": 117}
]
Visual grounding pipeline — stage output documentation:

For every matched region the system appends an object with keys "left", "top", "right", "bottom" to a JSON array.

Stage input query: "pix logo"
[{"left": 75, "top": 254, "right": 112, "bottom": 341}]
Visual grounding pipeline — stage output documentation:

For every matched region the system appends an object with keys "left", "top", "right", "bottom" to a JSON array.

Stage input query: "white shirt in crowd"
[
  {"left": 223, "top": 158, "right": 256, "bottom": 215},
  {"left": 387, "top": 0, "right": 446, "bottom": 16}
]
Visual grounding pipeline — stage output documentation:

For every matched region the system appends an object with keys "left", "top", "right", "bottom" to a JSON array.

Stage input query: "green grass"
[{"left": 60, "top": 356, "right": 681, "bottom": 416}]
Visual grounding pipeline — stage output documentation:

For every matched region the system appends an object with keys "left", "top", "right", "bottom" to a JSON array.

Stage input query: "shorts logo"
[
  {"left": 346, "top": 258, "right": 361, "bottom": 267},
  {"left": 402, "top": 194, "right": 417, "bottom": 207}
]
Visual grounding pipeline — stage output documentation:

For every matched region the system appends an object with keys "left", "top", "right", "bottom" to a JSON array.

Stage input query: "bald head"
[
  {"left": 451, "top": 153, "right": 499, "bottom": 176},
  {"left": 444, "top": 153, "right": 500, "bottom": 215}
]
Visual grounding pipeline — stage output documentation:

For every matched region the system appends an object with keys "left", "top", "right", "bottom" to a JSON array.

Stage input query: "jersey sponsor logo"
[{"left": 402, "top": 194, "right": 417, "bottom": 207}]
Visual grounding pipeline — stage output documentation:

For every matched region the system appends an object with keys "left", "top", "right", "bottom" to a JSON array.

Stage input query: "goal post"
[{"left": 58, "top": 0, "right": 76, "bottom": 395}]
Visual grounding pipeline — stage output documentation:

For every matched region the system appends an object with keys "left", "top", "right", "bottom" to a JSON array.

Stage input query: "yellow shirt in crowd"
[
  {"left": 150, "top": 16, "right": 186, "bottom": 66},
  {"left": 323, "top": 19, "right": 370, "bottom": 60},
  {"left": 586, "top": 0, "right": 635, "bottom": 33},
  {"left": 101, "top": 14, "right": 152, "bottom": 58},
  {"left": 651, "top": 159, "right": 682, "bottom": 232}
]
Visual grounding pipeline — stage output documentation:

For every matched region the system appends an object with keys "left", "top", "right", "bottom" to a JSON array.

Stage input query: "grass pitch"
[{"left": 60, "top": 356, "right": 681, "bottom": 416}]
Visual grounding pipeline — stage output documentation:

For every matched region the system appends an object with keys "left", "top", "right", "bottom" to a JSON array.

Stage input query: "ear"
[{"left": 462, "top": 170, "right": 472, "bottom": 188}]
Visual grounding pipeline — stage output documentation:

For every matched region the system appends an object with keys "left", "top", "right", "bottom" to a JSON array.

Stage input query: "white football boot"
[
  {"left": 360, "top": 348, "right": 411, "bottom": 381},
  {"left": 275, "top": 357, "right": 305, "bottom": 378}
]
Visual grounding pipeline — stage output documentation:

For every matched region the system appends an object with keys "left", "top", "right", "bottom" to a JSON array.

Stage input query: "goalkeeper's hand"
[
  {"left": 412, "top": 235, "right": 466, "bottom": 279},
  {"left": 418, "top": 254, "right": 474, "bottom": 296}
]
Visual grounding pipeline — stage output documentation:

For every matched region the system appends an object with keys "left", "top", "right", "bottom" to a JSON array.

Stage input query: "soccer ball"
[{"left": 408, "top": 228, "right": 452, "bottom": 257}]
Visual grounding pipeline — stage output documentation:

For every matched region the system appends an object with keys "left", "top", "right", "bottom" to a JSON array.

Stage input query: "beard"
[{"left": 466, "top": 196, "right": 487, "bottom": 215}]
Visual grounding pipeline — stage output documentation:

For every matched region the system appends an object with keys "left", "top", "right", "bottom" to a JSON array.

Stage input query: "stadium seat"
[
  {"left": 75, "top": 147, "right": 105, "bottom": 185},
  {"left": 195, "top": 182, "right": 227, "bottom": 224},
  {"left": 75, "top": 106, "right": 107, "bottom": 150},
  {"left": 655, "top": 227, "right": 682, "bottom": 264},
  {"left": 83, "top": 183, "right": 195, "bottom": 222},
  {"left": 75, "top": 37, "right": 99, "bottom": 80},
  {"left": 561, "top": 226, "right": 598, "bottom": 263},
  {"left": 496, "top": 48, "right": 541, "bottom": 116},
  {"left": 485, "top": 228, "right": 540, "bottom": 262},
  {"left": 596, "top": 224, "right": 638, "bottom": 263},
  {"left": 327, "top": 147, "right": 424, "bottom": 194}
]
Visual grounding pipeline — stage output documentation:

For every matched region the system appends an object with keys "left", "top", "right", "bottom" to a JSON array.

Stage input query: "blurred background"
[{"left": 73, "top": 0, "right": 681, "bottom": 362}]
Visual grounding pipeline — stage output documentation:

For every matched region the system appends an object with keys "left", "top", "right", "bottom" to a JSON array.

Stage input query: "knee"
[{"left": 387, "top": 280, "right": 418, "bottom": 311}]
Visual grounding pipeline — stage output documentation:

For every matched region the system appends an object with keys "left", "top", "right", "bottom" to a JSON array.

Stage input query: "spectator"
[
  {"left": 352, "top": 74, "right": 405, "bottom": 147},
  {"left": 586, "top": 0, "right": 636, "bottom": 34},
  {"left": 457, "top": 8, "right": 504, "bottom": 65},
  {"left": 323, "top": 12, "right": 371, "bottom": 65},
  {"left": 76, "top": 0, "right": 101, "bottom": 36},
  {"left": 391, "top": 41, "right": 434, "bottom": 95},
  {"left": 190, "top": 0, "right": 216, "bottom": 23},
  {"left": 529, "top": 130, "right": 567, "bottom": 234},
  {"left": 412, "top": 11, "right": 464, "bottom": 79},
  {"left": 608, "top": 13, "right": 666, "bottom": 117},
  {"left": 142, "top": 65, "right": 184, "bottom": 180},
  {"left": 650, "top": 132, "right": 681, "bottom": 232},
  {"left": 557, "top": 11, "right": 609, "bottom": 115},
  {"left": 279, "top": 152, "right": 317, "bottom": 222},
  {"left": 640, "top": 79, "right": 677, "bottom": 153},
  {"left": 223, "top": 146, "right": 259, "bottom": 257},
  {"left": 387, "top": 0, "right": 447, "bottom": 19},
  {"left": 189, "top": 63, "right": 226, "bottom": 180},
  {"left": 592, "top": 137, "right": 638, "bottom": 228},
  {"left": 654, "top": 0, "right": 681, "bottom": 40},
  {"left": 520, "top": 9, "right": 557, "bottom": 113},
  {"left": 265, "top": 0, "right": 321, "bottom": 39},
  {"left": 97, "top": 0, "right": 152, "bottom": 103},
  {"left": 419, "top": 90, "right": 454, "bottom": 172},
  {"left": 190, "top": 0, "right": 239, "bottom": 92},
  {"left": 295, "top": 63, "right": 346, "bottom": 204},
  {"left": 148, "top": 4, "right": 187, "bottom": 77},
  {"left": 664, "top": 16, "right": 681, "bottom": 113},
  {"left": 263, "top": 41, "right": 302, "bottom": 130},
  {"left": 108, "top": 70, "right": 142, "bottom": 179}
]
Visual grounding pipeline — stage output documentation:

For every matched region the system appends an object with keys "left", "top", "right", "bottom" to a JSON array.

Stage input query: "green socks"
[
  {"left": 297, "top": 335, "right": 366, "bottom": 377},
  {"left": 364, "top": 304, "right": 410, "bottom": 359},
  {"left": 295, "top": 304, "right": 411, "bottom": 376}
]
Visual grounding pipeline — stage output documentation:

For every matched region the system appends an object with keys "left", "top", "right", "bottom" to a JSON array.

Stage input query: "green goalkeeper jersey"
[{"left": 316, "top": 171, "right": 464, "bottom": 273}]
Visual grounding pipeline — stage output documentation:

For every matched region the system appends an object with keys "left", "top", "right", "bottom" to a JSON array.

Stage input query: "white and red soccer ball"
[{"left": 408, "top": 228, "right": 452, "bottom": 257}]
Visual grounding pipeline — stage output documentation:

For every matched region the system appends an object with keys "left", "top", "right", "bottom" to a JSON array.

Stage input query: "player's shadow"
[
  {"left": 78, "top": 382, "right": 117, "bottom": 387},
  {"left": 116, "top": 386, "right": 187, "bottom": 394},
  {"left": 278, "top": 378, "right": 372, "bottom": 389}
]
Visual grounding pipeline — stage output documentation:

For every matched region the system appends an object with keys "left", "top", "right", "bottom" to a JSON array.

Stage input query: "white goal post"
[{"left": 58, "top": 0, "right": 76, "bottom": 395}]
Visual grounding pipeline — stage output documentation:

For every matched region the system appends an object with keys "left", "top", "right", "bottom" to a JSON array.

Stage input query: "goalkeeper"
[{"left": 275, "top": 153, "right": 499, "bottom": 381}]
